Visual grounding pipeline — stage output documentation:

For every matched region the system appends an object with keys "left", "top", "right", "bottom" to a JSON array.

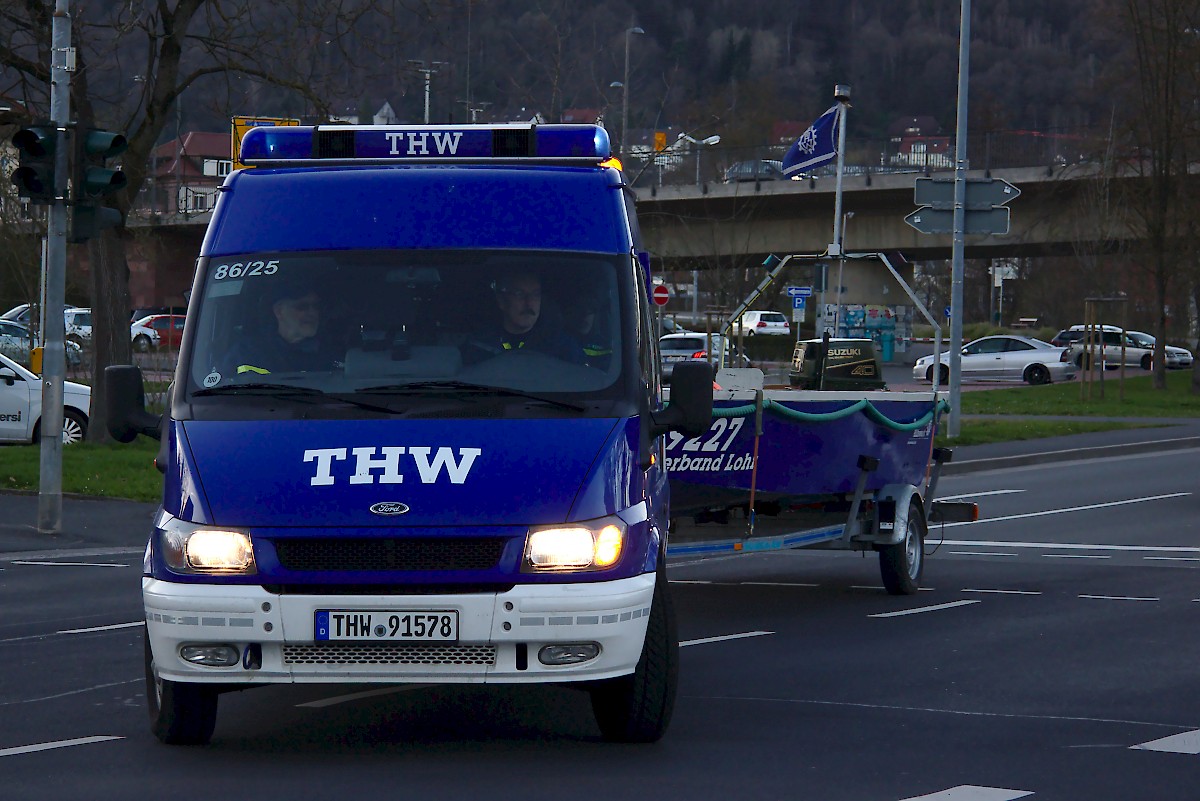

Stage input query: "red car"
[{"left": 134, "top": 314, "right": 186, "bottom": 348}]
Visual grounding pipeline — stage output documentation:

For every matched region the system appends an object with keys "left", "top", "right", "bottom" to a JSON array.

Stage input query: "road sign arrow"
[
  {"left": 904, "top": 206, "right": 1011, "bottom": 236},
  {"left": 914, "top": 177, "right": 1022, "bottom": 209}
]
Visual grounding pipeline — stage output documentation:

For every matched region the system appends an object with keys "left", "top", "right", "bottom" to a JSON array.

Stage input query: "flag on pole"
[{"left": 782, "top": 105, "right": 839, "bottom": 177}]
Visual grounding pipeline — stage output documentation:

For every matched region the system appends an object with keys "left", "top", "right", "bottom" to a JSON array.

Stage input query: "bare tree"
[
  {"left": 1114, "top": 0, "right": 1200, "bottom": 390},
  {"left": 0, "top": 0, "right": 445, "bottom": 440}
]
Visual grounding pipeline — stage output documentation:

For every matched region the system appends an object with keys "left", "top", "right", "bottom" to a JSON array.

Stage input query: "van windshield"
[{"left": 184, "top": 249, "right": 626, "bottom": 407}]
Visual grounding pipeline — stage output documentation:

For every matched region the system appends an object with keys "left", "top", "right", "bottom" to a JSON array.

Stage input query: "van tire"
[
  {"left": 133, "top": 334, "right": 152, "bottom": 352},
  {"left": 589, "top": 566, "right": 678, "bottom": 742},
  {"left": 145, "top": 632, "right": 218, "bottom": 745},
  {"left": 879, "top": 500, "right": 925, "bottom": 596}
]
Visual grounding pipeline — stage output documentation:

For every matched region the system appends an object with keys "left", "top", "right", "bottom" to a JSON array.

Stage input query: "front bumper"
[{"left": 144, "top": 573, "right": 655, "bottom": 685}]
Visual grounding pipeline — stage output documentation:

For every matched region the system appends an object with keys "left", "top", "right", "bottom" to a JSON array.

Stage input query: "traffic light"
[
  {"left": 70, "top": 128, "right": 128, "bottom": 243},
  {"left": 10, "top": 124, "right": 60, "bottom": 204}
]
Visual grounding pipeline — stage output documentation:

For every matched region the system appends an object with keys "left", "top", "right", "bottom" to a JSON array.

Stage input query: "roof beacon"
[{"left": 239, "top": 123, "right": 611, "bottom": 166}]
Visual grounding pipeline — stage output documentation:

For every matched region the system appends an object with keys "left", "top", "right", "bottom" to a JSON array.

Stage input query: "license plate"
[
  {"left": 315, "top": 610, "right": 459, "bottom": 642},
  {"left": 663, "top": 355, "right": 686, "bottom": 362}
]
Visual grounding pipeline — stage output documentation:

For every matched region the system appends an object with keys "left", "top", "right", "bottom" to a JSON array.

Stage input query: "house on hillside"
[
  {"left": 141, "top": 131, "right": 232, "bottom": 218},
  {"left": 885, "top": 115, "right": 950, "bottom": 171}
]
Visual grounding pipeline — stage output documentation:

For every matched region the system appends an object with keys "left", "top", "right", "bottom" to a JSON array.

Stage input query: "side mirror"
[
  {"left": 104, "top": 365, "right": 163, "bottom": 443},
  {"left": 652, "top": 361, "right": 714, "bottom": 438},
  {"left": 0, "top": 367, "right": 16, "bottom": 386}
]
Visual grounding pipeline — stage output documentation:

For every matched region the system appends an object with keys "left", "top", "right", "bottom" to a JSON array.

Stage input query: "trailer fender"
[{"left": 872, "top": 484, "right": 923, "bottom": 546}]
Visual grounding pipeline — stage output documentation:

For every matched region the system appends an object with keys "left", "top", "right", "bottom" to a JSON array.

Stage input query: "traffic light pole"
[{"left": 37, "top": 0, "right": 72, "bottom": 534}]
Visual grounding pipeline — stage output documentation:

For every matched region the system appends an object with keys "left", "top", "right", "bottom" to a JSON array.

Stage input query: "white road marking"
[
  {"left": 947, "top": 551, "right": 1019, "bottom": 557},
  {"left": 698, "top": 693, "right": 1191, "bottom": 729},
  {"left": 851, "top": 585, "right": 936, "bottom": 592},
  {"left": 57, "top": 621, "right": 145, "bottom": 635},
  {"left": 297, "top": 685, "right": 433, "bottom": 708},
  {"left": 937, "top": 540, "right": 1200, "bottom": 554},
  {"left": 869, "top": 600, "right": 981, "bottom": 618},
  {"left": 1043, "top": 554, "right": 1110, "bottom": 559},
  {"left": 0, "top": 680, "right": 141, "bottom": 707},
  {"left": 1078, "top": 594, "right": 1158, "bottom": 602},
  {"left": 937, "top": 489, "right": 1026, "bottom": 501},
  {"left": 900, "top": 786, "right": 1033, "bottom": 801},
  {"left": 962, "top": 588, "right": 1041, "bottom": 596},
  {"left": 1144, "top": 556, "right": 1200, "bottom": 562},
  {"left": 669, "top": 579, "right": 712, "bottom": 584},
  {"left": 12, "top": 561, "right": 129, "bottom": 568},
  {"left": 0, "top": 736, "right": 123, "bottom": 757},
  {"left": 938, "top": 493, "right": 1191, "bottom": 527},
  {"left": 680, "top": 630, "right": 773, "bottom": 647},
  {"left": 742, "top": 581, "right": 819, "bottom": 587},
  {"left": 1131, "top": 729, "right": 1200, "bottom": 754}
]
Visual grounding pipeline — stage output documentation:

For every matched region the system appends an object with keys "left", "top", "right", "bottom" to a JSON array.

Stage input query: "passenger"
[
  {"left": 462, "top": 271, "right": 583, "bottom": 364},
  {"left": 572, "top": 296, "right": 613, "bottom": 370},
  {"left": 235, "top": 285, "right": 342, "bottom": 375}
]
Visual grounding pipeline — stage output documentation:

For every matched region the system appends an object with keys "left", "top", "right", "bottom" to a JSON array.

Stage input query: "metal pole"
[
  {"left": 423, "top": 71, "right": 431, "bottom": 124},
  {"left": 947, "top": 0, "right": 970, "bottom": 438},
  {"left": 621, "top": 35, "right": 631, "bottom": 158},
  {"left": 620, "top": 27, "right": 644, "bottom": 160},
  {"left": 38, "top": 0, "right": 71, "bottom": 534},
  {"left": 827, "top": 85, "right": 851, "bottom": 339}
]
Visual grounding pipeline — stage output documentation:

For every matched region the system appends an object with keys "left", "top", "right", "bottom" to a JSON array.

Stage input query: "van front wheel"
[
  {"left": 589, "top": 566, "right": 678, "bottom": 742},
  {"left": 145, "top": 632, "right": 218, "bottom": 745}
]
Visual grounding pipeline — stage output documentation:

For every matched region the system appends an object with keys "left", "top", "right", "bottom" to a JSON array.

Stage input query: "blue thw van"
[{"left": 107, "top": 123, "right": 713, "bottom": 745}]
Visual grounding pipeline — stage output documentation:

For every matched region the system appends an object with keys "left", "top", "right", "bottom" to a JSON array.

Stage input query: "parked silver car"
[
  {"left": 913, "top": 335, "right": 1074, "bottom": 385},
  {"left": 659, "top": 333, "right": 749, "bottom": 382},
  {"left": 1127, "top": 331, "right": 1193, "bottom": 369},
  {"left": 1064, "top": 329, "right": 1154, "bottom": 370}
]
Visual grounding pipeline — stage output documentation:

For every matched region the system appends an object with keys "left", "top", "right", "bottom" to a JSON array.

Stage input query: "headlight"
[
  {"left": 523, "top": 516, "right": 627, "bottom": 572},
  {"left": 160, "top": 517, "right": 256, "bottom": 574}
]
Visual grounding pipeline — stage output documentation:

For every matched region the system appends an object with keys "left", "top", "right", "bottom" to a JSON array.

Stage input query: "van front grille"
[
  {"left": 283, "top": 643, "right": 496, "bottom": 666},
  {"left": 272, "top": 538, "right": 507, "bottom": 572}
]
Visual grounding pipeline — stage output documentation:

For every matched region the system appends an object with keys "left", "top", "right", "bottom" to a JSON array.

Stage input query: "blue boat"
[{"left": 665, "top": 387, "right": 946, "bottom": 515}]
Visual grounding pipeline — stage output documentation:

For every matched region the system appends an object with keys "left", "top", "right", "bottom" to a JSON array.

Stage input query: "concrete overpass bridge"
[
  {"left": 633, "top": 163, "right": 1138, "bottom": 268},
  {"left": 120, "top": 162, "right": 1144, "bottom": 311}
]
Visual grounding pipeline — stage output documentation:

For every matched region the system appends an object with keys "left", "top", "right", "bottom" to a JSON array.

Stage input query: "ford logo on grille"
[{"left": 370, "top": 502, "right": 410, "bottom": 516}]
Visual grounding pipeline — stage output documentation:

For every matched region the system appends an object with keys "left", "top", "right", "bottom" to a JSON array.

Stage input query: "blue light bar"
[{"left": 239, "top": 124, "right": 611, "bottom": 166}]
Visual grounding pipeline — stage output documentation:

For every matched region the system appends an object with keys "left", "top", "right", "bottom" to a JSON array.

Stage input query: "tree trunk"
[
  {"left": 1192, "top": 282, "right": 1200, "bottom": 395},
  {"left": 86, "top": 227, "right": 133, "bottom": 443}
]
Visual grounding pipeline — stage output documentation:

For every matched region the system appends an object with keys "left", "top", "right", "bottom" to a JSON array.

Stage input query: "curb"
[{"left": 943, "top": 435, "right": 1200, "bottom": 475}]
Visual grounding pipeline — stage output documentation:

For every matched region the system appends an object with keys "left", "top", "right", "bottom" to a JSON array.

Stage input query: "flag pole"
[{"left": 827, "top": 85, "right": 851, "bottom": 338}]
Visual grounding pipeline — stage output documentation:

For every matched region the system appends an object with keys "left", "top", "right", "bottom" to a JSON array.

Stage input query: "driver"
[{"left": 462, "top": 271, "right": 583, "bottom": 364}]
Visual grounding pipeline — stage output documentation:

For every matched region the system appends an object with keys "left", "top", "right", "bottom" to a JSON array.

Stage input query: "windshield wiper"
[
  {"left": 192, "top": 383, "right": 325, "bottom": 397},
  {"left": 192, "top": 383, "right": 401, "bottom": 414},
  {"left": 356, "top": 381, "right": 586, "bottom": 412}
]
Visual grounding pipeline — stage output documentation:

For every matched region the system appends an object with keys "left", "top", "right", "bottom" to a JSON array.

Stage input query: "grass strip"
[
  {"left": 958, "top": 371, "right": 1200, "bottom": 417},
  {"left": 935, "top": 419, "right": 1156, "bottom": 447},
  {"left": 0, "top": 437, "right": 162, "bottom": 502}
]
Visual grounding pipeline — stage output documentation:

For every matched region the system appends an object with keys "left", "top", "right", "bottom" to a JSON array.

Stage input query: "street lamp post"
[
  {"left": 408, "top": 60, "right": 447, "bottom": 124},
  {"left": 677, "top": 132, "right": 721, "bottom": 185},
  {"left": 620, "top": 26, "right": 645, "bottom": 159}
]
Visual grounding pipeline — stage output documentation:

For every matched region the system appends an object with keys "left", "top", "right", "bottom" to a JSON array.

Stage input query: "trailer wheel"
[
  {"left": 879, "top": 500, "right": 926, "bottom": 595},
  {"left": 589, "top": 565, "right": 678, "bottom": 742},
  {"left": 145, "top": 631, "right": 218, "bottom": 745}
]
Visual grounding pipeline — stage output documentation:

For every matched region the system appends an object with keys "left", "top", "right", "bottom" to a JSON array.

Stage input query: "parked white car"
[
  {"left": 64, "top": 307, "right": 93, "bottom": 346},
  {"left": 0, "top": 351, "right": 91, "bottom": 444},
  {"left": 130, "top": 320, "right": 162, "bottom": 352},
  {"left": 735, "top": 310, "right": 791, "bottom": 336}
]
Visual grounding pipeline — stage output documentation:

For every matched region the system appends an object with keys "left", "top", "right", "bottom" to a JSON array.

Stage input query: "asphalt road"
[{"left": 1, "top": 448, "right": 1198, "bottom": 799}]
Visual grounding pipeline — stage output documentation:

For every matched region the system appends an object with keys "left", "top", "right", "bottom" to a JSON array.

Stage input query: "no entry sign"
[{"left": 651, "top": 284, "right": 670, "bottom": 306}]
